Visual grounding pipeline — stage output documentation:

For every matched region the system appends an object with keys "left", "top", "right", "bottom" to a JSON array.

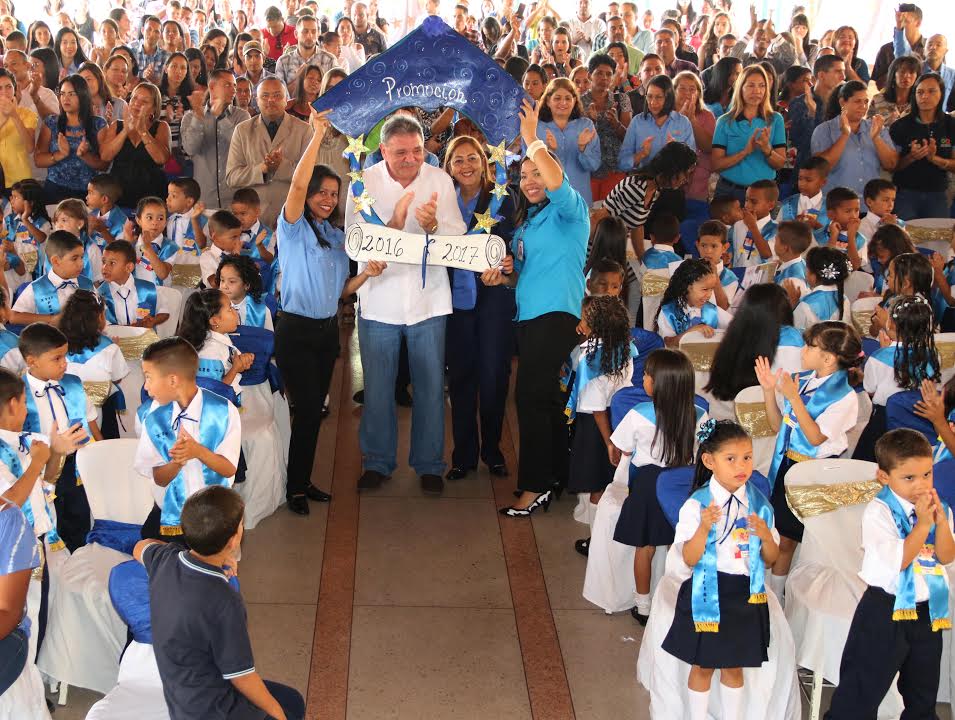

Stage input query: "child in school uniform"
[
  {"left": 859, "top": 178, "right": 905, "bottom": 242},
  {"left": 231, "top": 187, "right": 276, "bottom": 265},
  {"left": 85, "top": 173, "right": 127, "bottom": 243},
  {"left": 11, "top": 230, "right": 94, "bottom": 326},
  {"left": 166, "top": 177, "right": 207, "bottom": 258},
  {"left": 774, "top": 221, "right": 812, "bottom": 305},
  {"left": 18, "top": 323, "right": 101, "bottom": 552},
  {"left": 179, "top": 289, "right": 253, "bottom": 398},
  {"left": 135, "top": 337, "right": 242, "bottom": 541},
  {"left": 754, "top": 321, "right": 862, "bottom": 601},
  {"left": 607, "top": 348, "right": 709, "bottom": 623},
  {"left": 216, "top": 254, "right": 274, "bottom": 331},
  {"left": 709, "top": 195, "right": 744, "bottom": 250},
  {"left": 868, "top": 225, "right": 916, "bottom": 297},
  {"left": 60, "top": 290, "right": 131, "bottom": 440},
  {"left": 49, "top": 199, "right": 103, "bottom": 281},
  {"left": 915, "top": 376, "right": 955, "bottom": 465},
  {"left": 98, "top": 240, "right": 171, "bottom": 329},
  {"left": 776, "top": 156, "right": 830, "bottom": 241},
  {"left": 821, "top": 186, "right": 867, "bottom": 271},
  {"left": 566, "top": 295, "right": 635, "bottom": 557},
  {"left": 732, "top": 180, "right": 779, "bottom": 268},
  {"left": 640, "top": 214, "right": 685, "bottom": 277},
  {"left": 792, "top": 247, "right": 852, "bottom": 329},
  {"left": 0, "top": 288, "right": 25, "bottom": 374},
  {"left": 869, "top": 252, "right": 935, "bottom": 339},
  {"left": 854, "top": 295, "right": 939, "bottom": 462},
  {"left": 655, "top": 259, "right": 733, "bottom": 346},
  {"left": 695, "top": 220, "right": 737, "bottom": 310},
  {"left": 661, "top": 420, "right": 779, "bottom": 720},
  {"left": 199, "top": 210, "right": 244, "bottom": 289},
  {"left": 824, "top": 429, "right": 955, "bottom": 719},
  {"left": 123, "top": 196, "right": 179, "bottom": 287},
  {"left": 4, "top": 180, "right": 50, "bottom": 291}
]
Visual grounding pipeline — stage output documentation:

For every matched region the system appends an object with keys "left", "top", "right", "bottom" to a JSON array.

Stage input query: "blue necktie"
[
  {"left": 116, "top": 288, "right": 132, "bottom": 325},
  {"left": 57, "top": 280, "right": 78, "bottom": 291},
  {"left": 172, "top": 408, "right": 196, "bottom": 432},
  {"left": 36, "top": 383, "right": 65, "bottom": 422},
  {"left": 18, "top": 432, "right": 30, "bottom": 453},
  {"left": 718, "top": 494, "right": 745, "bottom": 544}
]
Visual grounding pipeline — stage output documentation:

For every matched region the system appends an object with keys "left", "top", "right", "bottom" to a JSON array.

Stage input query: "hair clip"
[
  {"left": 891, "top": 294, "right": 929, "bottom": 320},
  {"left": 696, "top": 418, "right": 718, "bottom": 443},
  {"left": 819, "top": 262, "right": 843, "bottom": 281}
]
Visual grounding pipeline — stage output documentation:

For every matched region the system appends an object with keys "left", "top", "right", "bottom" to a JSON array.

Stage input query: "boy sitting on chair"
[
  {"left": 98, "top": 240, "right": 171, "bottom": 329},
  {"left": 133, "top": 486, "right": 305, "bottom": 720},
  {"left": 135, "top": 337, "right": 241, "bottom": 542},
  {"left": 11, "top": 230, "right": 93, "bottom": 326}
]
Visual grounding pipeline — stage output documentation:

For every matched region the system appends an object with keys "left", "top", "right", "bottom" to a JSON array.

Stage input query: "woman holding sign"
[
  {"left": 274, "top": 108, "right": 385, "bottom": 516},
  {"left": 488, "top": 99, "right": 588, "bottom": 517}
]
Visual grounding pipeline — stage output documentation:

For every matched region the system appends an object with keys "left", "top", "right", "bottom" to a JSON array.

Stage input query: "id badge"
[
  {"left": 916, "top": 544, "right": 943, "bottom": 576},
  {"left": 732, "top": 518, "right": 750, "bottom": 560}
]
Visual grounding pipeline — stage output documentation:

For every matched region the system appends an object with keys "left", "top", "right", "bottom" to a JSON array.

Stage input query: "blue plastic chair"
[
  {"left": 630, "top": 327, "right": 664, "bottom": 383},
  {"left": 887, "top": 389, "right": 936, "bottom": 444},
  {"left": 934, "top": 459, "right": 955, "bottom": 509},
  {"left": 657, "top": 468, "right": 772, "bottom": 529}
]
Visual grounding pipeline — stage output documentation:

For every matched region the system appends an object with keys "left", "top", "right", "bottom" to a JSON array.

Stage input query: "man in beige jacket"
[{"left": 225, "top": 77, "right": 314, "bottom": 227}]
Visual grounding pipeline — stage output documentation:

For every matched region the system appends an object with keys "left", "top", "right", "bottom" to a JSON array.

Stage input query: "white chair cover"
[
  {"left": 641, "top": 271, "right": 669, "bottom": 332},
  {"left": 845, "top": 271, "right": 875, "bottom": 304},
  {"left": 679, "top": 330, "right": 724, "bottom": 394},
  {"left": 636, "top": 544, "right": 801, "bottom": 720},
  {"left": 0, "top": 661, "right": 53, "bottom": 720},
  {"left": 235, "top": 382, "right": 287, "bottom": 529},
  {"left": 84, "top": 641, "right": 170, "bottom": 720},
  {"left": 155, "top": 286, "right": 181, "bottom": 339},
  {"left": 734, "top": 386, "right": 775, "bottom": 478},
  {"left": 38, "top": 440, "right": 154, "bottom": 694},
  {"left": 843, "top": 392, "right": 873, "bottom": 460}
]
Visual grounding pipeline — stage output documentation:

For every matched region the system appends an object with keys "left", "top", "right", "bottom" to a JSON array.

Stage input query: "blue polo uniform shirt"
[
  {"left": 276, "top": 211, "right": 348, "bottom": 320},
  {"left": 712, "top": 111, "right": 787, "bottom": 186}
]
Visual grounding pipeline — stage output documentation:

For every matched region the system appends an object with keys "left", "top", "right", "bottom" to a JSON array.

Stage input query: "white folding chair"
[
  {"left": 155, "top": 285, "right": 182, "bottom": 339},
  {"left": 936, "top": 332, "right": 955, "bottom": 385},
  {"left": 679, "top": 330, "right": 723, "bottom": 394},
  {"left": 38, "top": 440, "right": 154, "bottom": 698},
  {"left": 734, "top": 385, "right": 776, "bottom": 477},
  {"left": 84, "top": 641, "right": 169, "bottom": 720},
  {"left": 850, "top": 296, "right": 881, "bottom": 338},
  {"left": 641, "top": 271, "right": 669, "bottom": 331},
  {"left": 844, "top": 270, "right": 875, "bottom": 304},
  {"left": 844, "top": 392, "right": 873, "bottom": 460},
  {"left": 907, "top": 218, "right": 955, "bottom": 257}
]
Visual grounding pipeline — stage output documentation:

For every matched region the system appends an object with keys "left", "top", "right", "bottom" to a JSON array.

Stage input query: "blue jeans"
[
  {"left": 263, "top": 680, "right": 305, "bottom": 720},
  {"left": 358, "top": 314, "right": 447, "bottom": 476},
  {"left": 0, "top": 628, "right": 28, "bottom": 695},
  {"left": 894, "top": 188, "right": 951, "bottom": 220}
]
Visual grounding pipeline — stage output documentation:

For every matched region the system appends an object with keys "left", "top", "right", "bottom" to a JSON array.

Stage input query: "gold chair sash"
[
  {"left": 83, "top": 381, "right": 112, "bottom": 408},
  {"left": 171, "top": 264, "right": 202, "bottom": 288},
  {"left": 785, "top": 480, "right": 882, "bottom": 520},
  {"left": 20, "top": 248, "right": 38, "bottom": 275},
  {"left": 681, "top": 342, "right": 718, "bottom": 372},
  {"left": 735, "top": 401, "right": 774, "bottom": 438},
  {"left": 851, "top": 310, "right": 873, "bottom": 338},
  {"left": 113, "top": 329, "right": 160, "bottom": 361},
  {"left": 938, "top": 341, "right": 955, "bottom": 370},
  {"left": 642, "top": 273, "right": 669, "bottom": 297},
  {"left": 906, "top": 226, "right": 952, "bottom": 245}
]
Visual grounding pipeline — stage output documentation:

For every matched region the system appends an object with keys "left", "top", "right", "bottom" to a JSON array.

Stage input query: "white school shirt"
[
  {"left": 732, "top": 214, "right": 776, "bottom": 268},
  {"left": 133, "top": 235, "right": 173, "bottom": 285},
  {"left": 12, "top": 271, "right": 82, "bottom": 315},
  {"left": 673, "top": 477, "right": 781, "bottom": 576},
  {"left": 25, "top": 372, "right": 97, "bottom": 437},
  {"left": 859, "top": 212, "right": 888, "bottom": 243},
  {"left": 345, "top": 161, "right": 466, "bottom": 326},
  {"left": 637, "top": 244, "right": 684, "bottom": 280},
  {"left": 793, "top": 286, "right": 852, "bottom": 330},
  {"left": 572, "top": 342, "right": 634, "bottom": 414},
  {"left": 134, "top": 389, "right": 242, "bottom": 509},
  {"left": 233, "top": 295, "right": 274, "bottom": 331},
  {"left": 859, "top": 488, "right": 954, "bottom": 602},
  {"left": 863, "top": 342, "right": 911, "bottom": 407},
  {"left": 775, "top": 257, "right": 809, "bottom": 298},
  {"left": 797, "top": 191, "right": 823, "bottom": 216},
  {"left": 656, "top": 303, "right": 733, "bottom": 339},
  {"left": 772, "top": 371, "right": 859, "bottom": 459},
  {"left": 104, "top": 275, "right": 172, "bottom": 326},
  {"left": 712, "top": 261, "right": 738, "bottom": 305},
  {"left": 199, "top": 244, "right": 225, "bottom": 286},
  {"left": 241, "top": 220, "right": 276, "bottom": 253},
  {"left": 200, "top": 331, "right": 242, "bottom": 394},
  {"left": 0, "top": 428, "right": 52, "bottom": 537},
  {"left": 66, "top": 340, "right": 130, "bottom": 384},
  {"left": 85, "top": 242, "right": 103, "bottom": 283},
  {"left": 610, "top": 404, "right": 710, "bottom": 468}
]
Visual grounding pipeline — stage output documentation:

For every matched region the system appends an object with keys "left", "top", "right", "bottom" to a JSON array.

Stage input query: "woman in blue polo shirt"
[
  {"left": 0, "top": 498, "right": 40, "bottom": 697},
  {"left": 487, "top": 99, "right": 588, "bottom": 517},
  {"left": 618, "top": 74, "right": 696, "bottom": 172},
  {"left": 711, "top": 64, "right": 787, "bottom": 202},
  {"left": 275, "top": 109, "right": 385, "bottom": 515}
]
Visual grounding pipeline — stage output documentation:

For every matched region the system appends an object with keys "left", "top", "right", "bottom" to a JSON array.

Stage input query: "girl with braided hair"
[
  {"left": 854, "top": 295, "right": 941, "bottom": 462},
  {"left": 793, "top": 246, "right": 851, "bottom": 329},
  {"left": 655, "top": 258, "right": 732, "bottom": 346},
  {"left": 567, "top": 294, "right": 635, "bottom": 557}
]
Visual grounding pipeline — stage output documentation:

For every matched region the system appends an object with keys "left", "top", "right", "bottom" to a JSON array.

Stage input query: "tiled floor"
[{"left": 43, "top": 325, "right": 954, "bottom": 720}]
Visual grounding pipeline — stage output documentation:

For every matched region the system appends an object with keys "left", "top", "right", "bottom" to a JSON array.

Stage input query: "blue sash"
[
  {"left": 139, "top": 389, "right": 231, "bottom": 534},
  {"left": 241, "top": 225, "right": 272, "bottom": 261},
  {"left": 97, "top": 279, "right": 158, "bottom": 325},
  {"left": 877, "top": 485, "right": 951, "bottom": 631},
  {"left": 777, "top": 194, "right": 800, "bottom": 221},
  {"left": 660, "top": 300, "right": 719, "bottom": 335},
  {"left": 31, "top": 275, "right": 94, "bottom": 315},
  {"left": 825, "top": 230, "right": 867, "bottom": 253},
  {"left": 870, "top": 344, "right": 936, "bottom": 393},
  {"left": 767, "top": 370, "right": 853, "bottom": 486},
  {"left": 562, "top": 342, "right": 637, "bottom": 422},
  {"left": 243, "top": 297, "right": 268, "bottom": 328},
  {"left": 718, "top": 267, "right": 736, "bottom": 290},
  {"left": 740, "top": 220, "right": 777, "bottom": 262},
  {"left": 643, "top": 247, "right": 682, "bottom": 271},
  {"left": 22, "top": 373, "right": 91, "bottom": 437},
  {"left": 775, "top": 259, "right": 807, "bottom": 284},
  {"left": 100, "top": 207, "right": 128, "bottom": 239},
  {"left": 800, "top": 288, "right": 841, "bottom": 323},
  {"left": 137, "top": 237, "right": 179, "bottom": 286},
  {"left": 0, "top": 329, "right": 19, "bottom": 363},
  {"left": 197, "top": 358, "right": 226, "bottom": 382},
  {"left": 689, "top": 481, "right": 773, "bottom": 632},
  {"left": 66, "top": 335, "right": 113, "bottom": 364},
  {"left": 778, "top": 325, "right": 804, "bottom": 348},
  {"left": 0, "top": 436, "right": 63, "bottom": 551}
]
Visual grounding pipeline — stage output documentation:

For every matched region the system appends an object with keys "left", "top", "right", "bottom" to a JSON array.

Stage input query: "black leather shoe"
[
  {"left": 287, "top": 495, "right": 310, "bottom": 515},
  {"left": 305, "top": 485, "right": 332, "bottom": 502},
  {"left": 420, "top": 473, "right": 444, "bottom": 494},
  {"left": 488, "top": 463, "right": 509, "bottom": 477},
  {"left": 358, "top": 470, "right": 387, "bottom": 491},
  {"left": 574, "top": 538, "right": 590, "bottom": 557},
  {"left": 445, "top": 466, "right": 471, "bottom": 481},
  {"left": 630, "top": 607, "right": 649, "bottom": 626}
]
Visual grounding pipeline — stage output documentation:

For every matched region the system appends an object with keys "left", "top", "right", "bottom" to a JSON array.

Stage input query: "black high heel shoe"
[{"left": 499, "top": 490, "right": 552, "bottom": 517}]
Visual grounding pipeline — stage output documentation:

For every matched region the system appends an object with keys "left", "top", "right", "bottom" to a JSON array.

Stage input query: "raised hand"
[
  {"left": 754, "top": 356, "right": 779, "bottom": 390},
  {"left": 545, "top": 128, "right": 558, "bottom": 151},
  {"left": 518, "top": 98, "right": 539, "bottom": 145},
  {"left": 756, "top": 127, "right": 771, "bottom": 153},
  {"left": 364, "top": 259, "right": 387, "bottom": 277},
  {"left": 777, "top": 370, "right": 800, "bottom": 401},
  {"left": 869, "top": 113, "right": 885, "bottom": 138},
  {"left": 914, "top": 378, "right": 946, "bottom": 425},
  {"left": 188, "top": 88, "right": 206, "bottom": 115},
  {"left": 577, "top": 126, "right": 596, "bottom": 149},
  {"left": 414, "top": 191, "right": 439, "bottom": 231},
  {"left": 76, "top": 135, "right": 91, "bottom": 158},
  {"left": 50, "top": 422, "right": 89, "bottom": 454},
  {"left": 700, "top": 501, "right": 722, "bottom": 529},
  {"left": 56, "top": 132, "right": 71, "bottom": 158},
  {"left": 309, "top": 108, "right": 331, "bottom": 140},
  {"left": 389, "top": 190, "right": 415, "bottom": 229},
  {"left": 914, "top": 490, "right": 935, "bottom": 527},
  {"left": 234, "top": 352, "right": 254, "bottom": 372}
]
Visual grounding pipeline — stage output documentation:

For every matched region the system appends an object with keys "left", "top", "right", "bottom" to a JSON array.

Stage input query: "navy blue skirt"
[
  {"left": 662, "top": 572, "right": 771, "bottom": 669},
  {"left": 568, "top": 412, "right": 616, "bottom": 494},
  {"left": 613, "top": 464, "right": 673, "bottom": 547}
]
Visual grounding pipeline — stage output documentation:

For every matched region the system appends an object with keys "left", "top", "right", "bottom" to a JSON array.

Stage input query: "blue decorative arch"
[{"left": 312, "top": 16, "right": 526, "bottom": 146}]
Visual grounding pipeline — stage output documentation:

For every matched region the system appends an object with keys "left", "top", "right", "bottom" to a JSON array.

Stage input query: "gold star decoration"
[
  {"left": 347, "top": 169, "right": 365, "bottom": 184},
  {"left": 352, "top": 190, "right": 375, "bottom": 215},
  {"left": 344, "top": 134, "right": 370, "bottom": 158},
  {"left": 491, "top": 183, "right": 509, "bottom": 201},
  {"left": 487, "top": 140, "right": 507, "bottom": 166},
  {"left": 473, "top": 209, "right": 499, "bottom": 233}
]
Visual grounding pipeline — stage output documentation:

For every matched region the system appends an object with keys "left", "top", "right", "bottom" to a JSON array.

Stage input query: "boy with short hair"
[
  {"left": 824, "top": 429, "right": 955, "bottom": 719},
  {"left": 777, "top": 156, "right": 830, "bottom": 235},
  {"left": 98, "top": 240, "right": 171, "bottom": 329},
  {"left": 586, "top": 257, "right": 625, "bottom": 298},
  {"left": 135, "top": 337, "right": 241, "bottom": 540},
  {"left": 860, "top": 178, "right": 905, "bottom": 241},
  {"left": 824, "top": 186, "right": 867, "bottom": 270},
  {"left": 199, "top": 211, "right": 244, "bottom": 288},
  {"left": 85, "top": 173, "right": 127, "bottom": 241},
  {"left": 231, "top": 188, "right": 275, "bottom": 264},
  {"left": 774, "top": 220, "right": 812, "bottom": 305},
  {"left": 696, "top": 220, "right": 737, "bottom": 309},
  {"left": 11, "top": 230, "right": 94, "bottom": 326},
  {"left": 640, "top": 213, "right": 684, "bottom": 277},
  {"left": 709, "top": 195, "right": 744, "bottom": 251},
  {"left": 733, "top": 179, "right": 779, "bottom": 267},
  {"left": 19, "top": 323, "right": 100, "bottom": 551},
  {"left": 166, "top": 177, "right": 208, "bottom": 257},
  {"left": 50, "top": 199, "right": 103, "bottom": 280},
  {"left": 133, "top": 487, "right": 305, "bottom": 720}
]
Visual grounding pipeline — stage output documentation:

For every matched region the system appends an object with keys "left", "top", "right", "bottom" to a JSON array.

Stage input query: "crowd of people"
[{"left": 0, "top": 0, "right": 954, "bottom": 718}]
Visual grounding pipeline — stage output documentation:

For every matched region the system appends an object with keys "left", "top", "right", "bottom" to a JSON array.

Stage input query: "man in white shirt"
[
  {"left": 567, "top": 0, "right": 604, "bottom": 58},
  {"left": 345, "top": 114, "right": 465, "bottom": 495}
]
